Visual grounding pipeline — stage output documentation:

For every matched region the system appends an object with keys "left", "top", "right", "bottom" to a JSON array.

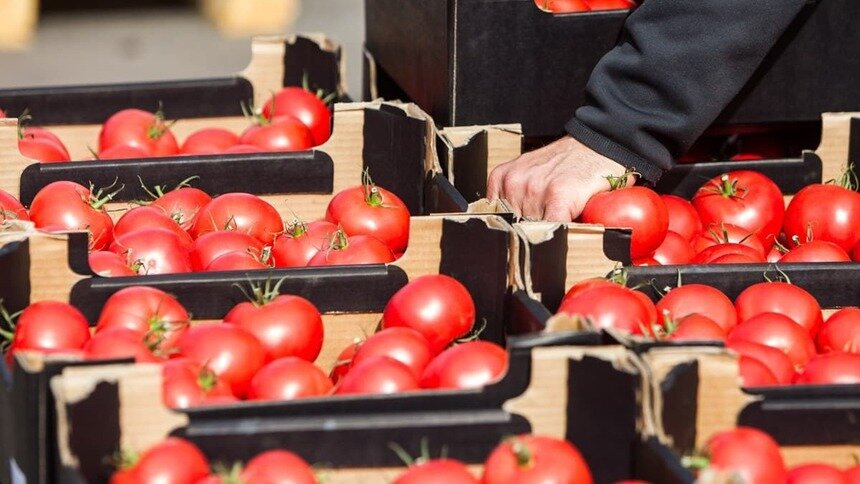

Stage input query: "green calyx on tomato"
[
  {"left": 604, "top": 169, "right": 637, "bottom": 190},
  {"left": 88, "top": 181, "right": 124, "bottom": 211},
  {"left": 829, "top": 163, "right": 858, "bottom": 190},
  {"left": 361, "top": 169, "right": 387, "bottom": 207},
  {"left": 146, "top": 104, "right": 176, "bottom": 141},
  {"left": 509, "top": 438, "right": 534, "bottom": 469},
  {"left": 711, "top": 174, "right": 748, "bottom": 199},
  {"left": 681, "top": 454, "right": 711, "bottom": 471},
  {"left": 0, "top": 303, "right": 21, "bottom": 350},
  {"left": 237, "top": 277, "right": 288, "bottom": 307}
]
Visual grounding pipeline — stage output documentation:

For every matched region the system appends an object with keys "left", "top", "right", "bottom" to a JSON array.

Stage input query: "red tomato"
[
  {"left": 352, "top": 328, "right": 432, "bottom": 380},
  {"left": 96, "top": 286, "right": 189, "bottom": 353},
  {"left": 735, "top": 282, "right": 823, "bottom": 335},
  {"left": 652, "top": 231, "right": 695, "bottom": 265},
  {"left": 240, "top": 116, "right": 314, "bottom": 152},
  {"left": 88, "top": 251, "right": 136, "bottom": 277},
  {"left": 691, "top": 223, "right": 765, "bottom": 256},
  {"left": 665, "top": 314, "right": 726, "bottom": 342},
  {"left": 180, "top": 127, "right": 239, "bottom": 155},
  {"left": 710, "top": 253, "right": 764, "bottom": 264},
  {"left": 633, "top": 291, "right": 659, "bottom": 329},
  {"left": 660, "top": 195, "right": 702, "bottom": 241},
  {"left": 326, "top": 184, "right": 410, "bottom": 254},
  {"left": 248, "top": 357, "right": 333, "bottom": 401},
  {"left": 730, "top": 153, "right": 765, "bottom": 161},
  {"left": 330, "top": 341, "right": 358, "bottom": 384},
  {"left": 84, "top": 328, "right": 161, "bottom": 363},
  {"left": 727, "top": 313, "right": 816, "bottom": 369},
  {"left": 586, "top": 0, "right": 634, "bottom": 10},
  {"left": 558, "top": 285, "right": 651, "bottom": 335},
  {"left": 262, "top": 87, "right": 333, "bottom": 145},
  {"left": 224, "top": 295, "right": 323, "bottom": 362},
  {"left": 98, "top": 144, "right": 150, "bottom": 160},
  {"left": 817, "top": 308, "right": 860, "bottom": 354},
  {"left": 703, "top": 427, "right": 787, "bottom": 483},
  {"left": 177, "top": 324, "right": 266, "bottom": 398},
  {"left": 335, "top": 356, "right": 418, "bottom": 395},
  {"left": 8, "top": 301, "right": 90, "bottom": 360},
  {"left": 381, "top": 275, "right": 476, "bottom": 354},
  {"left": 766, "top": 246, "right": 785, "bottom": 262},
  {"left": 536, "top": 0, "right": 590, "bottom": 12},
  {"left": 114, "top": 206, "right": 193, "bottom": 246},
  {"left": 222, "top": 144, "right": 263, "bottom": 154},
  {"left": 692, "top": 171, "right": 785, "bottom": 248},
  {"left": 29, "top": 181, "right": 115, "bottom": 250},
  {"left": 0, "top": 188, "right": 28, "bottom": 221},
  {"left": 561, "top": 278, "right": 620, "bottom": 304},
  {"left": 128, "top": 438, "right": 210, "bottom": 484},
  {"left": 853, "top": 241, "right": 860, "bottom": 261},
  {"left": 205, "top": 250, "right": 270, "bottom": 271},
  {"left": 420, "top": 341, "right": 507, "bottom": 390},
  {"left": 110, "top": 228, "right": 193, "bottom": 275},
  {"left": 692, "top": 243, "right": 766, "bottom": 264},
  {"left": 395, "top": 459, "right": 478, "bottom": 484},
  {"left": 240, "top": 450, "right": 316, "bottom": 484},
  {"left": 99, "top": 109, "right": 179, "bottom": 156},
  {"left": 845, "top": 466, "right": 860, "bottom": 482},
  {"left": 783, "top": 184, "right": 860, "bottom": 253},
  {"left": 727, "top": 340, "right": 796, "bottom": 385},
  {"left": 19, "top": 127, "right": 70, "bottom": 163},
  {"left": 189, "top": 231, "right": 264, "bottom": 271},
  {"left": 162, "top": 357, "right": 236, "bottom": 409},
  {"left": 787, "top": 463, "right": 850, "bottom": 484},
  {"left": 581, "top": 186, "right": 669, "bottom": 259},
  {"left": 633, "top": 257, "right": 660, "bottom": 266},
  {"left": 482, "top": 435, "right": 593, "bottom": 484},
  {"left": 307, "top": 231, "right": 395, "bottom": 266},
  {"left": 794, "top": 352, "right": 860, "bottom": 385},
  {"left": 779, "top": 240, "right": 851, "bottom": 263},
  {"left": 272, "top": 220, "right": 338, "bottom": 268},
  {"left": 190, "top": 193, "right": 283, "bottom": 244},
  {"left": 738, "top": 356, "right": 778, "bottom": 387},
  {"left": 150, "top": 187, "right": 212, "bottom": 231}
]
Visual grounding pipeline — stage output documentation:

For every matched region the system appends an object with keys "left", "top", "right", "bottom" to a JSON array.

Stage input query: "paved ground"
[{"left": 0, "top": 2, "right": 366, "bottom": 96}]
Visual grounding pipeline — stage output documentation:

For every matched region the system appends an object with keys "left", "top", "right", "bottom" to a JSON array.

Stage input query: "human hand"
[{"left": 487, "top": 135, "right": 632, "bottom": 222}]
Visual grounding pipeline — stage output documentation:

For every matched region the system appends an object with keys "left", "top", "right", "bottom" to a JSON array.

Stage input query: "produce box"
[{"left": 364, "top": 0, "right": 860, "bottom": 138}]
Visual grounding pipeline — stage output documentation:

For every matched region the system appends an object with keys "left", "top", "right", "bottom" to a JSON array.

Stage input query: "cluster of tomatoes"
[
  {"left": 692, "top": 427, "right": 860, "bottom": 483},
  {"left": 111, "top": 433, "right": 594, "bottom": 484},
  {"left": 557, "top": 278, "right": 860, "bottom": 386},
  {"left": 0, "top": 173, "right": 410, "bottom": 274},
  {"left": 534, "top": 0, "right": 636, "bottom": 14},
  {"left": 3, "top": 86, "right": 333, "bottom": 163},
  {"left": 581, "top": 170, "right": 860, "bottom": 265}
]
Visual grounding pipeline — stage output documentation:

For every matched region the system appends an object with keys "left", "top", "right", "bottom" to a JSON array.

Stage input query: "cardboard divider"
[{"left": 437, "top": 124, "right": 523, "bottom": 203}]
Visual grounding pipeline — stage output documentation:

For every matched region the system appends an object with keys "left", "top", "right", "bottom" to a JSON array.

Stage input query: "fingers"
[{"left": 486, "top": 162, "right": 508, "bottom": 201}]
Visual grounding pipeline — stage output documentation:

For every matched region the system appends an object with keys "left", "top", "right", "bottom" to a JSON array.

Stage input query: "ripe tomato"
[
  {"left": 307, "top": 231, "right": 395, "bottom": 266},
  {"left": 190, "top": 193, "right": 283, "bottom": 244},
  {"left": 395, "top": 459, "right": 478, "bottom": 484},
  {"left": 665, "top": 314, "right": 726, "bottom": 342},
  {"left": 19, "top": 127, "right": 71, "bottom": 163},
  {"left": 783, "top": 184, "right": 860, "bottom": 253},
  {"left": 691, "top": 223, "right": 765, "bottom": 256},
  {"left": 580, "top": 186, "right": 669, "bottom": 259},
  {"left": 84, "top": 328, "right": 161, "bottom": 363},
  {"left": 779, "top": 240, "right": 851, "bottom": 263},
  {"left": 330, "top": 341, "right": 358, "bottom": 384},
  {"left": 787, "top": 463, "right": 850, "bottom": 484},
  {"left": 735, "top": 282, "right": 823, "bottom": 335},
  {"left": 482, "top": 435, "right": 593, "bottom": 484},
  {"left": 586, "top": 0, "right": 634, "bottom": 11},
  {"left": 0, "top": 188, "right": 28, "bottom": 222},
  {"left": 816, "top": 308, "right": 860, "bottom": 354},
  {"left": 272, "top": 220, "right": 338, "bottom": 267},
  {"left": 180, "top": 127, "right": 239, "bottom": 155},
  {"left": 633, "top": 257, "right": 660, "bottom": 266},
  {"left": 88, "top": 251, "right": 136, "bottom": 277},
  {"left": 150, "top": 187, "right": 212, "bottom": 231},
  {"left": 692, "top": 243, "right": 766, "bottom": 264},
  {"left": 845, "top": 466, "right": 860, "bottom": 482},
  {"left": 99, "top": 109, "right": 179, "bottom": 156},
  {"left": 692, "top": 171, "right": 785, "bottom": 248},
  {"left": 710, "top": 253, "right": 764, "bottom": 264},
  {"left": 727, "top": 313, "right": 816, "bottom": 369},
  {"left": 794, "top": 352, "right": 860, "bottom": 385},
  {"left": 420, "top": 341, "right": 508, "bottom": 390},
  {"left": 224, "top": 295, "right": 323, "bottom": 363},
  {"left": 96, "top": 286, "right": 189, "bottom": 353},
  {"left": 560, "top": 278, "right": 620, "bottom": 304},
  {"left": 652, "top": 231, "right": 695, "bottom": 265},
  {"left": 352, "top": 328, "right": 432, "bottom": 379},
  {"left": 247, "top": 357, "right": 333, "bottom": 401},
  {"left": 114, "top": 206, "right": 193, "bottom": 246},
  {"left": 29, "top": 181, "right": 114, "bottom": 250},
  {"left": 381, "top": 275, "right": 476, "bottom": 354},
  {"left": 737, "top": 356, "right": 778, "bottom": 387},
  {"left": 766, "top": 246, "right": 785, "bottom": 262},
  {"left": 334, "top": 356, "right": 418, "bottom": 395},
  {"left": 660, "top": 195, "right": 702, "bottom": 241},
  {"left": 853, "top": 241, "right": 860, "bottom": 262},
  {"left": 190, "top": 231, "right": 265, "bottom": 271},
  {"left": 110, "top": 228, "right": 193, "bottom": 275},
  {"left": 128, "top": 438, "right": 210, "bottom": 484},
  {"left": 703, "top": 427, "right": 787, "bottom": 483},
  {"left": 326, "top": 184, "right": 410, "bottom": 254},
  {"left": 162, "top": 357, "right": 236, "bottom": 409},
  {"left": 205, "top": 250, "right": 271, "bottom": 271},
  {"left": 8, "top": 301, "right": 90, "bottom": 359},
  {"left": 177, "top": 324, "right": 266, "bottom": 398},
  {"left": 536, "top": 0, "right": 590, "bottom": 12},
  {"left": 559, "top": 285, "right": 651, "bottom": 335},
  {"left": 241, "top": 450, "right": 316, "bottom": 484},
  {"left": 222, "top": 144, "right": 263, "bottom": 154},
  {"left": 240, "top": 116, "right": 314, "bottom": 152},
  {"left": 262, "top": 87, "right": 333, "bottom": 146},
  {"left": 727, "top": 340, "right": 796, "bottom": 384},
  {"left": 98, "top": 144, "right": 150, "bottom": 161}
]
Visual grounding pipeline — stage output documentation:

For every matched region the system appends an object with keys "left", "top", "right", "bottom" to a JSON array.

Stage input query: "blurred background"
[{"left": 0, "top": 0, "right": 365, "bottom": 95}]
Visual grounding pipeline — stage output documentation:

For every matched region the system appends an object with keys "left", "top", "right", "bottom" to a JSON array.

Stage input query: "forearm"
[{"left": 567, "top": 0, "right": 808, "bottom": 183}]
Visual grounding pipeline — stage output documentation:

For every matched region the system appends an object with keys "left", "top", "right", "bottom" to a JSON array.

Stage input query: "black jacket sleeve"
[{"left": 566, "top": 0, "right": 809, "bottom": 184}]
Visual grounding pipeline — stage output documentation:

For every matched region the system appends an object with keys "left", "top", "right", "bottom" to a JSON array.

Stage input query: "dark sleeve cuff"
[{"left": 565, "top": 117, "right": 664, "bottom": 185}]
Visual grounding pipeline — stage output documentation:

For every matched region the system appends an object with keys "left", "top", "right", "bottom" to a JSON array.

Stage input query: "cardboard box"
[{"left": 364, "top": 0, "right": 860, "bottom": 138}]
